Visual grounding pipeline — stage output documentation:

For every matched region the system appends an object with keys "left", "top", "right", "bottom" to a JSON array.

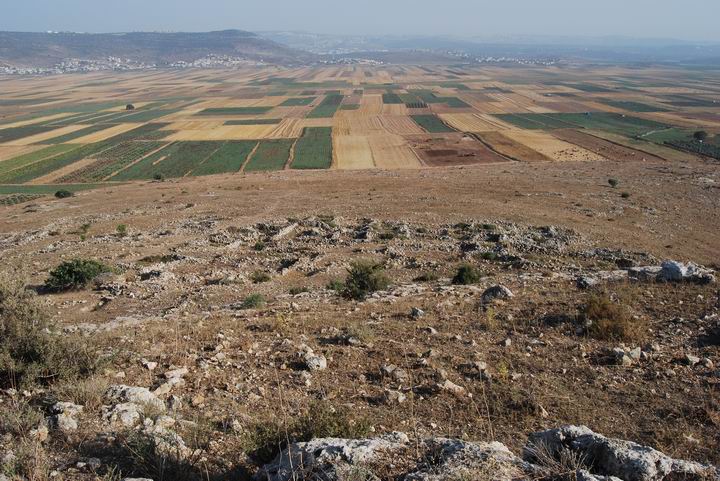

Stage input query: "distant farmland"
[{"left": 1, "top": 64, "right": 718, "bottom": 204}]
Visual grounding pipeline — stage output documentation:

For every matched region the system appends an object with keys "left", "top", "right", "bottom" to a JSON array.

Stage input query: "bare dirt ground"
[{"left": 0, "top": 155, "right": 719, "bottom": 480}]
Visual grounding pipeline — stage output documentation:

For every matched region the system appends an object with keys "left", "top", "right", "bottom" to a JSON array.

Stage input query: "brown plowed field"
[{"left": 407, "top": 133, "right": 511, "bottom": 167}]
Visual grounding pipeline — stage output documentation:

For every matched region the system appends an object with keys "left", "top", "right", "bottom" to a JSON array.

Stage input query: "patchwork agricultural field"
[{"left": 1, "top": 64, "right": 720, "bottom": 202}]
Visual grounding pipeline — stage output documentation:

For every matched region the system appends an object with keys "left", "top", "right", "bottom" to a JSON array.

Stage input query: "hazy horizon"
[{"left": 3, "top": 0, "right": 720, "bottom": 42}]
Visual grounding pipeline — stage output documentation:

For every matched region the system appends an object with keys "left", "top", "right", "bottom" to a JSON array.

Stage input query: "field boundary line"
[
  {"left": 285, "top": 137, "right": 299, "bottom": 170},
  {"left": 468, "top": 132, "right": 521, "bottom": 163},
  {"left": 239, "top": 141, "right": 262, "bottom": 173},
  {"left": 185, "top": 141, "right": 227, "bottom": 177}
]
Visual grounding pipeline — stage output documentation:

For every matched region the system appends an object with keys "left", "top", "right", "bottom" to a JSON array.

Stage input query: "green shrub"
[
  {"left": 116, "top": 224, "right": 128, "bottom": 237},
  {"left": 621, "top": 192, "right": 631, "bottom": 199},
  {"left": 0, "top": 275, "right": 97, "bottom": 389},
  {"left": 452, "top": 264, "right": 481, "bottom": 285},
  {"left": 241, "top": 294, "right": 265, "bottom": 309},
  {"left": 608, "top": 178, "right": 619, "bottom": 188},
  {"left": 44, "top": 259, "right": 112, "bottom": 292},
  {"left": 253, "top": 241, "right": 266, "bottom": 251},
  {"left": 153, "top": 173, "right": 164, "bottom": 181},
  {"left": 54, "top": 190, "right": 73, "bottom": 199},
  {"left": 326, "top": 279, "right": 344, "bottom": 292},
  {"left": 343, "top": 261, "right": 390, "bottom": 300}
]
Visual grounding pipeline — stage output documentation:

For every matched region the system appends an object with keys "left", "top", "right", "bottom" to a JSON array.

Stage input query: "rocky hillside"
[
  {"left": 0, "top": 209, "right": 718, "bottom": 479},
  {"left": 0, "top": 157, "right": 718, "bottom": 479}
]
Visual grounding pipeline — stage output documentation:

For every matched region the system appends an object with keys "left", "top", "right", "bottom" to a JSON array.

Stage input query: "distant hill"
[{"left": 0, "top": 30, "right": 314, "bottom": 67}]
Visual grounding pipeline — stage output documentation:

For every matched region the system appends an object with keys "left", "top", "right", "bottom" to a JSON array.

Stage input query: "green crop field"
[
  {"left": 0, "top": 143, "right": 110, "bottom": 184},
  {"left": 564, "top": 83, "right": 615, "bottom": 93},
  {"left": 642, "top": 128, "right": 695, "bottom": 144},
  {"left": 601, "top": 100, "right": 669, "bottom": 113},
  {"left": 191, "top": 141, "right": 258, "bottom": 176},
  {"left": 109, "top": 141, "right": 223, "bottom": 180},
  {"left": 244, "top": 139, "right": 293, "bottom": 171},
  {"left": 0, "top": 193, "right": 45, "bottom": 205},
  {"left": 494, "top": 112, "right": 669, "bottom": 136},
  {"left": 41, "top": 124, "right": 113, "bottom": 144},
  {"left": 224, "top": 119, "right": 281, "bottom": 125},
  {"left": 292, "top": 127, "right": 332, "bottom": 169},
  {"left": 0, "top": 145, "right": 78, "bottom": 177},
  {"left": 439, "top": 97, "right": 471, "bottom": 108},
  {"left": 666, "top": 140, "right": 720, "bottom": 160},
  {"left": 280, "top": 97, "right": 316, "bottom": 106},
  {"left": 108, "top": 108, "right": 183, "bottom": 123},
  {"left": 436, "top": 82, "right": 471, "bottom": 90},
  {"left": 109, "top": 123, "right": 172, "bottom": 142},
  {"left": 414, "top": 90, "right": 444, "bottom": 104},
  {"left": 0, "top": 125, "right": 57, "bottom": 143},
  {"left": 197, "top": 107, "right": 273, "bottom": 116},
  {"left": 0, "top": 98, "right": 62, "bottom": 106},
  {"left": 0, "top": 184, "right": 107, "bottom": 195},
  {"left": 552, "top": 112, "right": 669, "bottom": 136},
  {"left": 307, "top": 94, "right": 344, "bottom": 118},
  {"left": 382, "top": 93, "right": 404, "bottom": 104},
  {"left": 411, "top": 115, "right": 456, "bottom": 133},
  {"left": 493, "top": 113, "right": 578, "bottom": 130},
  {"left": 57, "top": 141, "right": 166, "bottom": 183},
  {"left": 662, "top": 95, "right": 719, "bottom": 108}
]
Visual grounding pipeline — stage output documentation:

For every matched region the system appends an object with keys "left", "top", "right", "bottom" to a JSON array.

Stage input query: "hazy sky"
[{"left": 3, "top": 0, "right": 719, "bottom": 41}]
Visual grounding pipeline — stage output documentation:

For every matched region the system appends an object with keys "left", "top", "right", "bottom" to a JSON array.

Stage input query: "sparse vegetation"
[
  {"left": 0, "top": 274, "right": 96, "bottom": 389},
  {"left": 582, "top": 293, "right": 645, "bottom": 342},
  {"left": 116, "top": 223, "right": 128, "bottom": 237},
  {"left": 327, "top": 279, "right": 345, "bottom": 292},
  {"left": 251, "top": 271, "right": 271, "bottom": 283},
  {"left": 608, "top": 178, "right": 619, "bottom": 188},
  {"left": 415, "top": 271, "right": 439, "bottom": 282},
  {"left": 241, "top": 294, "right": 265, "bottom": 309},
  {"left": 243, "top": 402, "right": 371, "bottom": 463}
]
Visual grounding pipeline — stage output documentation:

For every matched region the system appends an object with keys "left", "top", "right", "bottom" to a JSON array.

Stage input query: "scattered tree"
[{"left": 693, "top": 130, "right": 708, "bottom": 142}]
